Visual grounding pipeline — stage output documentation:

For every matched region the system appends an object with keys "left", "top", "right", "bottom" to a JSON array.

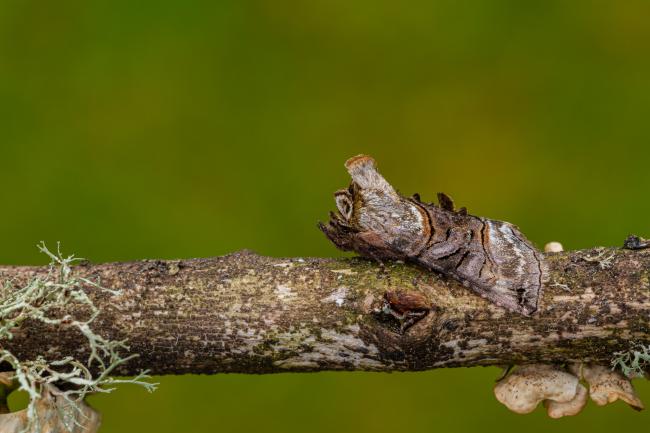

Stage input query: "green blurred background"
[{"left": 1, "top": 0, "right": 650, "bottom": 431}]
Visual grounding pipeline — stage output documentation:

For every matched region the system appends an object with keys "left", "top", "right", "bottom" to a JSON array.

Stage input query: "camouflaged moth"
[{"left": 319, "top": 155, "right": 545, "bottom": 316}]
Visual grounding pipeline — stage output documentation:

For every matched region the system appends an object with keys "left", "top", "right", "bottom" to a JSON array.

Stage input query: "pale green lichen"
[
  {"left": 0, "top": 243, "right": 157, "bottom": 432},
  {"left": 611, "top": 343, "right": 650, "bottom": 378}
]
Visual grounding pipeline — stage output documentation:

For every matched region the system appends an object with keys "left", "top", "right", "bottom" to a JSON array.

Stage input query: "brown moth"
[{"left": 319, "top": 155, "right": 545, "bottom": 316}]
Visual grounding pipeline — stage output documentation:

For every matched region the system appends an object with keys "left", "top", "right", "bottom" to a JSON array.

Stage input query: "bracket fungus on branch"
[
  {"left": 494, "top": 364, "right": 587, "bottom": 418},
  {"left": 493, "top": 362, "right": 645, "bottom": 418},
  {"left": 578, "top": 364, "right": 644, "bottom": 410},
  {"left": 544, "top": 383, "right": 589, "bottom": 419}
]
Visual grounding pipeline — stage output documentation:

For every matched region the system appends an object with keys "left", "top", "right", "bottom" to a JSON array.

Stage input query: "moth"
[{"left": 319, "top": 155, "right": 545, "bottom": 316}]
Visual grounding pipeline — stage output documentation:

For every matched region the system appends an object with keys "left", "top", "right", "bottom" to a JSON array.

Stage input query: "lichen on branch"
[
  {"left": 612, "top": 343, "right": 650, "bottom": 378},
  {"left": 0, "top": 243, "right": 156, "bottom": 432}
]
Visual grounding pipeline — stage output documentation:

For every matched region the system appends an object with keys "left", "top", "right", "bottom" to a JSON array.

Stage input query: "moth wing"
[{"left": 474, "top": 220, "right": 543, "bottom": 315}]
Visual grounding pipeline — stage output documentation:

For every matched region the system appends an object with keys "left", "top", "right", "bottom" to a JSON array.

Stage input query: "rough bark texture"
[{"left": 0, "top": 247, "right": 648, "bottom": 376}]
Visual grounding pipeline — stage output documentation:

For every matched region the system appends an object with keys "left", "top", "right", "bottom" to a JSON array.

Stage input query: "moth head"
[{"left": 320, "top": 155, "right": 429, "bottom": 258}]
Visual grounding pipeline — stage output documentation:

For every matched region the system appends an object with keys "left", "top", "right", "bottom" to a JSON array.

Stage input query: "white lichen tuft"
[
  {"left": 582, "top": 248, "right": 616, "bottom": 270},
  {"left": 611, "top": 343, "right": 650, "bottom": 378},
  {"left": 0, "top": 243, "right": 157, "bottom": 432}
]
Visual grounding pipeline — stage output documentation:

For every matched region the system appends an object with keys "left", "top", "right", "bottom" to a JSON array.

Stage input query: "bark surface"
[{"left": 0, "top": 247, "right": 648, "bottom": 375}]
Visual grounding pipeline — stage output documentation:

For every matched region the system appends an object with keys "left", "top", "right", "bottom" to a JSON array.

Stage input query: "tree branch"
[{"left": 0, "top": 246, "right": 648, "bottom": 376}]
